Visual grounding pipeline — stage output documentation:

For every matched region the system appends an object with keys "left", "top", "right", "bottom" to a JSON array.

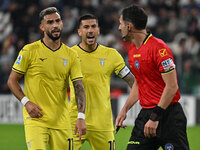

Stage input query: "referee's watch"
[{"left": 149, "top": 106, "right": 165, "bottom": 121}]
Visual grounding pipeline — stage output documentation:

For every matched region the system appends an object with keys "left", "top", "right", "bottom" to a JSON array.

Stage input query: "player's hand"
[
  {"left": 144, "top": 119, "right": 159, "bottom": 138},
  {"left": 25, "top": 101, "right": 43, "bottom": 118},
  {"left": 75, "top": 119, "right": 87, "bottom": 140},
  {"left": 115, "top": 110, "right": 127, "bottom": 134}
]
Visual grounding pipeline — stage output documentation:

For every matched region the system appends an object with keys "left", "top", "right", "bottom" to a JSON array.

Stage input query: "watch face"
[{"left": 150, "top": 112, "right": 158, "bottom": 121}]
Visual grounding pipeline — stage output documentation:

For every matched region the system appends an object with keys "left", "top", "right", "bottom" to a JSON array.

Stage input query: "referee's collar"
[{"left": 143, "top": 32, "right": 152, "bottom": 45}]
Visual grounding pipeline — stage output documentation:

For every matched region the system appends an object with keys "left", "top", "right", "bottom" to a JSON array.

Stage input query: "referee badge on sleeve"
[{"left": 161, "top": 58, "right": 175, "bottom": 72}]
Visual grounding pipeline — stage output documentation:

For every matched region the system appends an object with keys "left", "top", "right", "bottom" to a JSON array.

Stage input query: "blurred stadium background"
[{"left": 0, "top": 0, "right": 200, "bottom": 149}]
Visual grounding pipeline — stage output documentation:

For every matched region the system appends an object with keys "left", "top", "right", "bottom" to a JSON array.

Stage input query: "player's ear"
[
  {"left": 40, "top": 24, "right": 44, "bottom": 32},
  {"left": 127, "top": 23, "right": 131, "bottom": 31},
  {"left": 78, "top": 29, "right": 82, "bottom": 36},
  {"left": 129, "top": 23, "right": 136, "bottom": 32},
  {"left": 97, "top": 26, "right": 100, "bottom": 35}
]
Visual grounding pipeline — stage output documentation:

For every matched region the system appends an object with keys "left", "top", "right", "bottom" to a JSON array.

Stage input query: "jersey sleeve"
[
  {"left": 113, "top": 50, "right": 130, "bottom": 78},
  {"left": 70, "top": 51, "right": 83, "bottom": 82},
  {"left": 12, "top": 46, "right": 31, "bottom": 74},
  {"left": 154, "top": 44, "right": 176, "bottom": 74}
]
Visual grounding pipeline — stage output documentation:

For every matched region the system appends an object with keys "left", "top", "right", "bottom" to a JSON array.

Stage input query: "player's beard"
[{"left": 46, "top": 29, "right": 62, "bottom": 41}]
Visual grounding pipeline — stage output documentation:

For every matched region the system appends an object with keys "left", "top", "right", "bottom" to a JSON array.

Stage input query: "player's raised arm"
[
  {"left": 73, "top": 79, "right": 87, "bottom": 140},
  {"left": 7, "top": 71, "right": 43, "bottom": 118}
]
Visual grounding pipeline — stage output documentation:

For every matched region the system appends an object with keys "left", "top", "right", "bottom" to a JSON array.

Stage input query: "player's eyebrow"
[
  {"left": 83, "top": 24, "right": 89, "bottom": 28},
  {"left": 47, "top": 20, "right": 54, "bottom": 24},
  {"left": 55, "top": 18, "right": 61, "bottom": 22},
  {"left": 83, "top": 24, "right": 97, "bottom": 28},
  {"left": 91, "top": 24, "right": 97, "bottom": 27},
  {"left": 46, "top": 17, "right": 61, "bottom": 24}
]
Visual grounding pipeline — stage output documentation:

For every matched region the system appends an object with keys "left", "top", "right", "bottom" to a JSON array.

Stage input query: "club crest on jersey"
[
  {"left": 61, "top": 58, "right": 69, "bottom": 66},
  {"left": 98, "top": 58, "right": 106, "bottom": 66},
  {"left": 16, "top": 55, "right": 22, "bottom": 65},
  {"left": 135, "top": 61, "right": 139, "bottom": 69},
  {"left": 159, "top": 49, "right": 167, "bottom": 57},
  {"left": 165, "top": 143, "right": 174, "bottom": 150}
]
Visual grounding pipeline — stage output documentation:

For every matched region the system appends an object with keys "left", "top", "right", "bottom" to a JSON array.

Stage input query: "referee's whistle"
[{"left": 116, "top": 126, "right": 121, "bottom": 133}]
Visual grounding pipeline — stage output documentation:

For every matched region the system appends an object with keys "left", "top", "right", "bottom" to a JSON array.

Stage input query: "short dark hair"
[
  {"left": 39, "top": 7, "right": 60, "bottom": 23},
  {"left": 78, "top": 14, "right": 98, "bottom": 28},
  {"left": 122, "top": 4, "right": 147, "bottom": 30}
]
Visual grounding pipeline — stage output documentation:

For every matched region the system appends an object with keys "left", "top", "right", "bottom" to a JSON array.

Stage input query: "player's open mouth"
[
  {"left": 87, "top": 36, "right": 95, "bottom": 42},
  {"left": 52, "top": 30, "right": 60, "bottom": 34},
  {"left": 87, "top": 36, "right": 95, "bottom": 39},
  {"left": 52, "top": 32, "right": 60, "bottom": 34}
]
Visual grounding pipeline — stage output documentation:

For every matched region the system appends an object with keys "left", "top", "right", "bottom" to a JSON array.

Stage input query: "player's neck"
[
  {"left": 79, "top": 42, "right": 98, "bottom": 52},
  {"left": 131, "top": 29, "right": 147, "bottom": 49},
  {"left": 43, "top": 37, "right": 61, "bottom": 51}
]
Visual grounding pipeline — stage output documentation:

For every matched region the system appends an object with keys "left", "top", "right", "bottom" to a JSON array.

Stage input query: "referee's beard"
[{"left": 122, "top": 31, "right": 131, "bottom": 42}]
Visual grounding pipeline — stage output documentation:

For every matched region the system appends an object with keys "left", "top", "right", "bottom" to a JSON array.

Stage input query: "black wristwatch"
[
  {"left": 150, "top": 112, "right": 159, "bottom": 121},
  {"left": 149, "top": 106, "right": 165, "bottom": 121}
]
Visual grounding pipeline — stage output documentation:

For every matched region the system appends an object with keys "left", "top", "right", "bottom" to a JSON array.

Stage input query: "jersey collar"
[
  {"left": 41, "top": 39, "right": 62, "bottom": 52},
  {"left": 143, "top": 32, "right": 152, "bottom": 45},
  {"left": 78, "top": 43, "right": 99, "bottom": 53}
]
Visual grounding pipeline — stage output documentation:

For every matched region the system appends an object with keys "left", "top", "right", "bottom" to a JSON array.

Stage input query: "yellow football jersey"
[
  {"left": 69, "top": 44, "right": 126, "bottom": 131},
  {"left": 12, "top": 40, "right": 83, "bottom": 129}
]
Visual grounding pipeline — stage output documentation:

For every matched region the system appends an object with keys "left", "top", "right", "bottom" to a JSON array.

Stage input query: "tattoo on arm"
[
  {"left": 123, "top": 72, "right": 135, "bottom": 88},
  {"left": 73, "top": 80, "right": 86, "bottom": 113},
  {"left": 18, "top": 88, "right": 23, "bottom": 93}
]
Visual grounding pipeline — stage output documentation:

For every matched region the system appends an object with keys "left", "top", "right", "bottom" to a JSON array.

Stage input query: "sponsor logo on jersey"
[
  {"left": 98, "top": 58, "right": 106, "bottom": 66},
  {"left": 61, "top": 58, "right": 69, "bottom": 66},
  {"left": 39, "top": 58, "right": 47, "bottom": 61},
  {"left": 133, "top": 54, "right": 141, "bottom": 58},
  {"left": 135, "top": 61, "right": 139, "bottom": 69},
  {"left": 16, "top": 55, "right": 22, "bottom": 65},
  {"left": 165, "top": 143, "right": 174, "bottom": 150},
  {"left": 159, "top": 49, "right": 167, "bottom": 57},
  {"left": 161, "top": 58, "right": 175, "bottom": 72}
]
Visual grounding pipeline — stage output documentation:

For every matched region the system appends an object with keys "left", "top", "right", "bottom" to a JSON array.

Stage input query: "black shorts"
[{"left": 127, "top": 102, "right": 190, "bottom": 150}]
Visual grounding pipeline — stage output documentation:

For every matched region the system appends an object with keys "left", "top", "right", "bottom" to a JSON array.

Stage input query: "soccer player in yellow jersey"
[
  {"left": 68, "top": 14, "right": 135, "bottom": 150},
  {"left": 7, "top": 7, "right": 86, "bottom": 150}
]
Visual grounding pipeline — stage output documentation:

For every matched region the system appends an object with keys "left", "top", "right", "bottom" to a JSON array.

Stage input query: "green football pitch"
[{"left": 0, "top": 124, "right": 199, "bottom": 150}]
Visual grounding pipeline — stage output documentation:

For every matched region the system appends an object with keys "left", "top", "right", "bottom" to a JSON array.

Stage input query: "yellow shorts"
[
  {"left": 73, "top": 130, "right": 115, "bottom": 150},
  {"left": 24, "top": 125, "right": 73, "bottom": 150}
]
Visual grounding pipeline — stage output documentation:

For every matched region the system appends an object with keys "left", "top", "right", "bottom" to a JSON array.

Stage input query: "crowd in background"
[{"left": 0, "top": 0, "right": 200, "bottom": 96}]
